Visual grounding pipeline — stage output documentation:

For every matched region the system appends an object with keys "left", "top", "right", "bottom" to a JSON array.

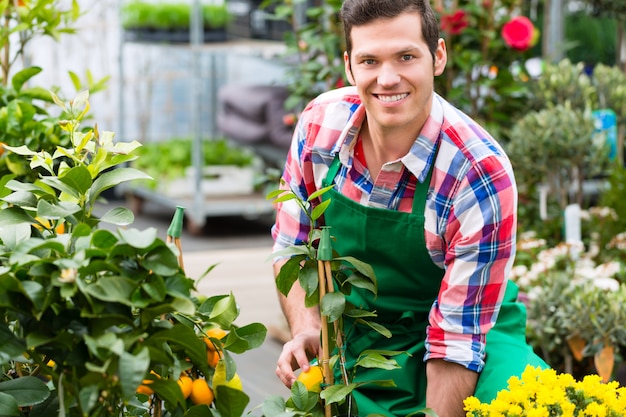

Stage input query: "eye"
[
  {"left": 400, "top": 54, "right": 414, "bottom": 62},
  {"left": 362, "top": 59, "right": 377, "bottom": 65}
]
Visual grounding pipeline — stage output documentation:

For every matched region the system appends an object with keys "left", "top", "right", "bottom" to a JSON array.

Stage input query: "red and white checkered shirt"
[{"left": 272, "top": 86, "right": 518, "bottom": 372}]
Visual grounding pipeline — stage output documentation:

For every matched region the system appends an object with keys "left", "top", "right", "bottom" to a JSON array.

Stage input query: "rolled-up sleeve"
[{"left": 424, "top": 153, "right": 517, "bottom": 372}]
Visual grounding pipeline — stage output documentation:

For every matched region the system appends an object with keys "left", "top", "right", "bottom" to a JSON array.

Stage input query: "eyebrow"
[{"left": 353, "top": 46, "right": 421, "bottom": 59}]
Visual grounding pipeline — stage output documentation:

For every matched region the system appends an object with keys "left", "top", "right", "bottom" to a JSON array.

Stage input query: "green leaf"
[
  {"left": 275, "top": 255, "right": 306, "bottom": 297},
  {"left": 298, "top": 260, "right": 319, "bottom": 298},
  {"left": 37, "top": 199, "right": 81, "bottom": 218},
  {"left": 0, "top": 223, "right": 32, "bottom": 249},
  {"left": 359, "top": 319, "right": 392, "bottom": 338},
  {"left": 117, "top": 227, "right": 158, "bottom": 249},
  {"left": 215, "top": 385, "right": 249, "bottom": 417},
  {"left": 119, "top": 347, "right": 150, "bottom": 400},
  {"left": 223, "top": 323, "right": 267, "bottom": 354},
  {"left": 406, "top": 407, "right": 439, "bottom": 417},
  {"left": 355, "top": 351, "right": 401, "bottom": 370},
  {"left": 143, "top": 246, "right": 179, "bottom": 275},
  {"left": 2, "top": 190, "right": 37, "bottom": 208},
  {"left": 205, "top": 293, "right": 240, "bottom": 328},
  {"left": 82, "top": 276, "right": 137, "bottom": 305},
  {"left": 0, "top": 392, "right": 19, "bottom": 416},
  {"left": 89, "top": 167, "right": 152, "bottom": 206},
  {"left": 11, "top": 67, "right": 43, "bottom": 92},
  {"left": 261, "top": 395, "right": 292, "bottom": 417},
  {"left": 59, "top": 164, "right": 92, "bottom": 196},
  {"left": 0, "top": 207, "right": 33, "bottom": 227},
  {"left": 307, "top": 184, "right": 335, "bottom": 201},
  {"left": 0, "top": 376, "right": 50, "bottom": 407},
  {"left": 337, "top": 256, "right": 376, "bottom": 281},
  {"left": 311, "top": 198, "right": 331, "bottom": 221},
  {"left": 91, "top": 229, "right": 118, "bottom": 249},
  {"left": 319, "top": 382, "right": 355, "bottom": 405},
  {"left": 0, "top": 324, "right": 26, "bottom": 364},
  {"left": 345, "top": 271, "right": 377, "bottom": 295},
  {"left": 78, "top": 385, "right": 99, "bottom": 414},
  {"left": 320, "top": 292, "right": 345, "bottom": 322},
  {"left": 290, "top": 381, "right": 316, "bottom": 412},
  {"left": 148, "top": 325, "right": 210, "bottom": 377},
  {"left": 99, "top": 206, "right": 134, "bottom": 226}
]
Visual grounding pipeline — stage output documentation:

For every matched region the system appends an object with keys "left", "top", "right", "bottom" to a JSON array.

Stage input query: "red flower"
[
  {"left": 502, "top": 16, "right": 536, "bottom": 52},
  {"left": 440, "top": 10, "right": 469, "bottom": 36}
]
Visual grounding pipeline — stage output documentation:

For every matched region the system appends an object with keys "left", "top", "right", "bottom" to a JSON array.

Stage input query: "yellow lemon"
[
  {"left": 190, "top": 378, "right": 214, "bottom": 405},
  {"left": 212, "top": 359, "right": 243, "bottom": 397},
  {"left": 296, "top": 365, "right": 324, "bottom": 392}
]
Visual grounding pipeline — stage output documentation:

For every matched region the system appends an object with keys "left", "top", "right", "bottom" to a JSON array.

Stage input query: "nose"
[{"left": 377, "top": 63, "right": 401, "bottom": 87}]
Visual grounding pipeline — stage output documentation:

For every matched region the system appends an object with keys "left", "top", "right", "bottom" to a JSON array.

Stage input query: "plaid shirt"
[{"left": 271, "top": 86, "right": 517, "bottom": 372}]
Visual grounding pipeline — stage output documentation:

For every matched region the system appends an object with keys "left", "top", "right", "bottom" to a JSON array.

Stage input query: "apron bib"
[{"left": 321, "top": 156, "right": 547, "bottom": 416}]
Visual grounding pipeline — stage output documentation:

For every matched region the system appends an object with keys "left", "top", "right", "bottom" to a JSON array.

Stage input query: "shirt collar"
[{"left": 334, "top": 94, "right": 443, "bottom": 183}]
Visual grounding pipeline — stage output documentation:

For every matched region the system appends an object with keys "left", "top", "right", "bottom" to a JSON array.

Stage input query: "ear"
[
  {"left": 344, "top": 51, "right": 356, "bottom": 85},
  {"left": 433, "top": 38, "right": 447, "bottom": 76}
]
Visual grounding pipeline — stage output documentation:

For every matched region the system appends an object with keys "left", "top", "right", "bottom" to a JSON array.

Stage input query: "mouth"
[{"left": 375, "top": 93, "right": 409, "bottom": 103}]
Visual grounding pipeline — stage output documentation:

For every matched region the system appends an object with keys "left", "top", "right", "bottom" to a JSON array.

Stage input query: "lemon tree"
[{"left": 0, "top": 92, "right": 266, "bottom": 416}]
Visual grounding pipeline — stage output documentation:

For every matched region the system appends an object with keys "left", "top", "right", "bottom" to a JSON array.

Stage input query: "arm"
[
  {"left": 426, "top": 359, "right": 478, "bottom": 417},
  {"left": 274, "top": 259, "right": 322, "bottom": 387},
  {"left": 424, "top": 152, "right": 517, "bottom": 410}
]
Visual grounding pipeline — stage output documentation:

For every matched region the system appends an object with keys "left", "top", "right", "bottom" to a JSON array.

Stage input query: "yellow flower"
[{"left": 463, "top": 366, "right": 626, "bottom": 416}]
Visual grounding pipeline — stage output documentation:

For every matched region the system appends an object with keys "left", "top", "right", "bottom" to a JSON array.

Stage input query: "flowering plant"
[
  {"left": 434, "top": 0, "right": 539, "bottom": 139},
  {"left": 511, "top": 221, "right": 626, "bottom": 383},
  {"left": 502, "top": 16, "right": 539, "bottom": 52},
  {"left": 464, "top": 365, "right": 626, "bottom": 416}
]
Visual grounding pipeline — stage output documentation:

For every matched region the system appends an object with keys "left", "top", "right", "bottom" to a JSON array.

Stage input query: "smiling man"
[{"left": 271, "top": 1, "right": 547, "bottom": 416}]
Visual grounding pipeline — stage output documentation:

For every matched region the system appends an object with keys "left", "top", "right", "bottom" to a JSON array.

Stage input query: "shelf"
[{"left": 119, "top": 184, "right": 275, "bottom": 234}]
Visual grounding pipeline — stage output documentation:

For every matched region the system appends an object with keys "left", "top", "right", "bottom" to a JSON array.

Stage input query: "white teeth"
[{"left": 377, "top": 93, "right": 408, "bottom": 103}]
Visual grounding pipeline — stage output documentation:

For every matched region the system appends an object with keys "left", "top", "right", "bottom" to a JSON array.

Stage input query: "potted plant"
[
  {"left": 120, "top": 1, "right": 231, "bottom": 43},
  {"left": 0, "top": 90, "right": 266, "bottom": 415},
  {"left": 129, "top": 137, "right": 260, "bottom": 198}
]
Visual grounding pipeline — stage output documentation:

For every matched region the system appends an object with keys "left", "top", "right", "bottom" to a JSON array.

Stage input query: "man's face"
[{"left": 344, "top": 11, "right": 446, "bottom": 135}]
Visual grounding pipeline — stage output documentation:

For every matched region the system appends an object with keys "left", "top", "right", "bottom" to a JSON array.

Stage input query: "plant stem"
[
  {"left": 2, "top": 10, "right": 10, "bottom": 85},
  {"left": 318, "top": 259, "right": 333, "bottom": 417}
]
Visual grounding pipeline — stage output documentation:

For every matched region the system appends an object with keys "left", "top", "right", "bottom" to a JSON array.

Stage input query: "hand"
[{"left": 275, "top": 330, "right": 321, "bottom": 388}]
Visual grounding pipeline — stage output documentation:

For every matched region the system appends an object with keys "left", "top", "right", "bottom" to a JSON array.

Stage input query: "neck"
[{"left": 361, "top": 120, "right": 418, "bottom": 163}]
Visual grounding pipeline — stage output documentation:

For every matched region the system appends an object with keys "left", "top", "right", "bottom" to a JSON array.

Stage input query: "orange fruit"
[
  {"left": 203, "top": 327, "right": 227, "bottom": 351},
  {"left": 137, "top": 370, "right": 160, "bottom": 396},
  {"left": 207, "top": 348, "right": 221, "bottom": 368},
  {"left": 136, "top": 384, "right": 154, "bottom": 396},
  {"left": 296, "top": 365, "right": 324, "bottom": 393},
  {"left": 178, "top": 375, "right": 193, "bottom": 399},
  {"left": 190, "top": 378, "right": 214, "bottom": 405}
]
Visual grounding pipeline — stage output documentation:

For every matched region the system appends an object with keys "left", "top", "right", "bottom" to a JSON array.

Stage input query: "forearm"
[
  {"left": 426, "top": 359, "right": 478, "bottom": 417},
  {"left": 274, "top": 261, "right": 321, "bottom": 336}
]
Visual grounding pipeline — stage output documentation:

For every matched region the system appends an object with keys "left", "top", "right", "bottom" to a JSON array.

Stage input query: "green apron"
[{"left": 321, "top": 156, "right": 547, "bottom": 417}]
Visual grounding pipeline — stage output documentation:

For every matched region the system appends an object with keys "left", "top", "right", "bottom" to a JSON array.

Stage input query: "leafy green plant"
[
  {"left": 261, "top": 0, "right": 346, "bottom": 113},
  {"left": 0, "top": 0, "right": 80, "bottom": 85},
  {"left": 507, "top": 103, "right": 609, "bottom": 216},
  {"left": 130, "top": 137, "right": 256, "bottom": 187},
  {"left": 0, "top": 91, "right": 266, "bottom": 416},
  {"left": 259, "top": 183, "right": 417, "bottom": 417},
  {"left": 120, "top": 1, "right": 231, "bottom": 30}
]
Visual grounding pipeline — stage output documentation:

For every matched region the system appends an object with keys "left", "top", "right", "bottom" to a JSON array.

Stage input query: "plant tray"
[{"left": 160, "top": 165, "right": 255, "bottom": 197}]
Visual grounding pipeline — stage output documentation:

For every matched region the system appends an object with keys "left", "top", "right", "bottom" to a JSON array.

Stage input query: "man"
[{"left": 271, "top": 1, "right": 546, "bottom": 416}]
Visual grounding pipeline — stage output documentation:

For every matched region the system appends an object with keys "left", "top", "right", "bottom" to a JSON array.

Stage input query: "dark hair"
[{"left": 340, "top": 0, "right": 440, "bottom": 61}]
